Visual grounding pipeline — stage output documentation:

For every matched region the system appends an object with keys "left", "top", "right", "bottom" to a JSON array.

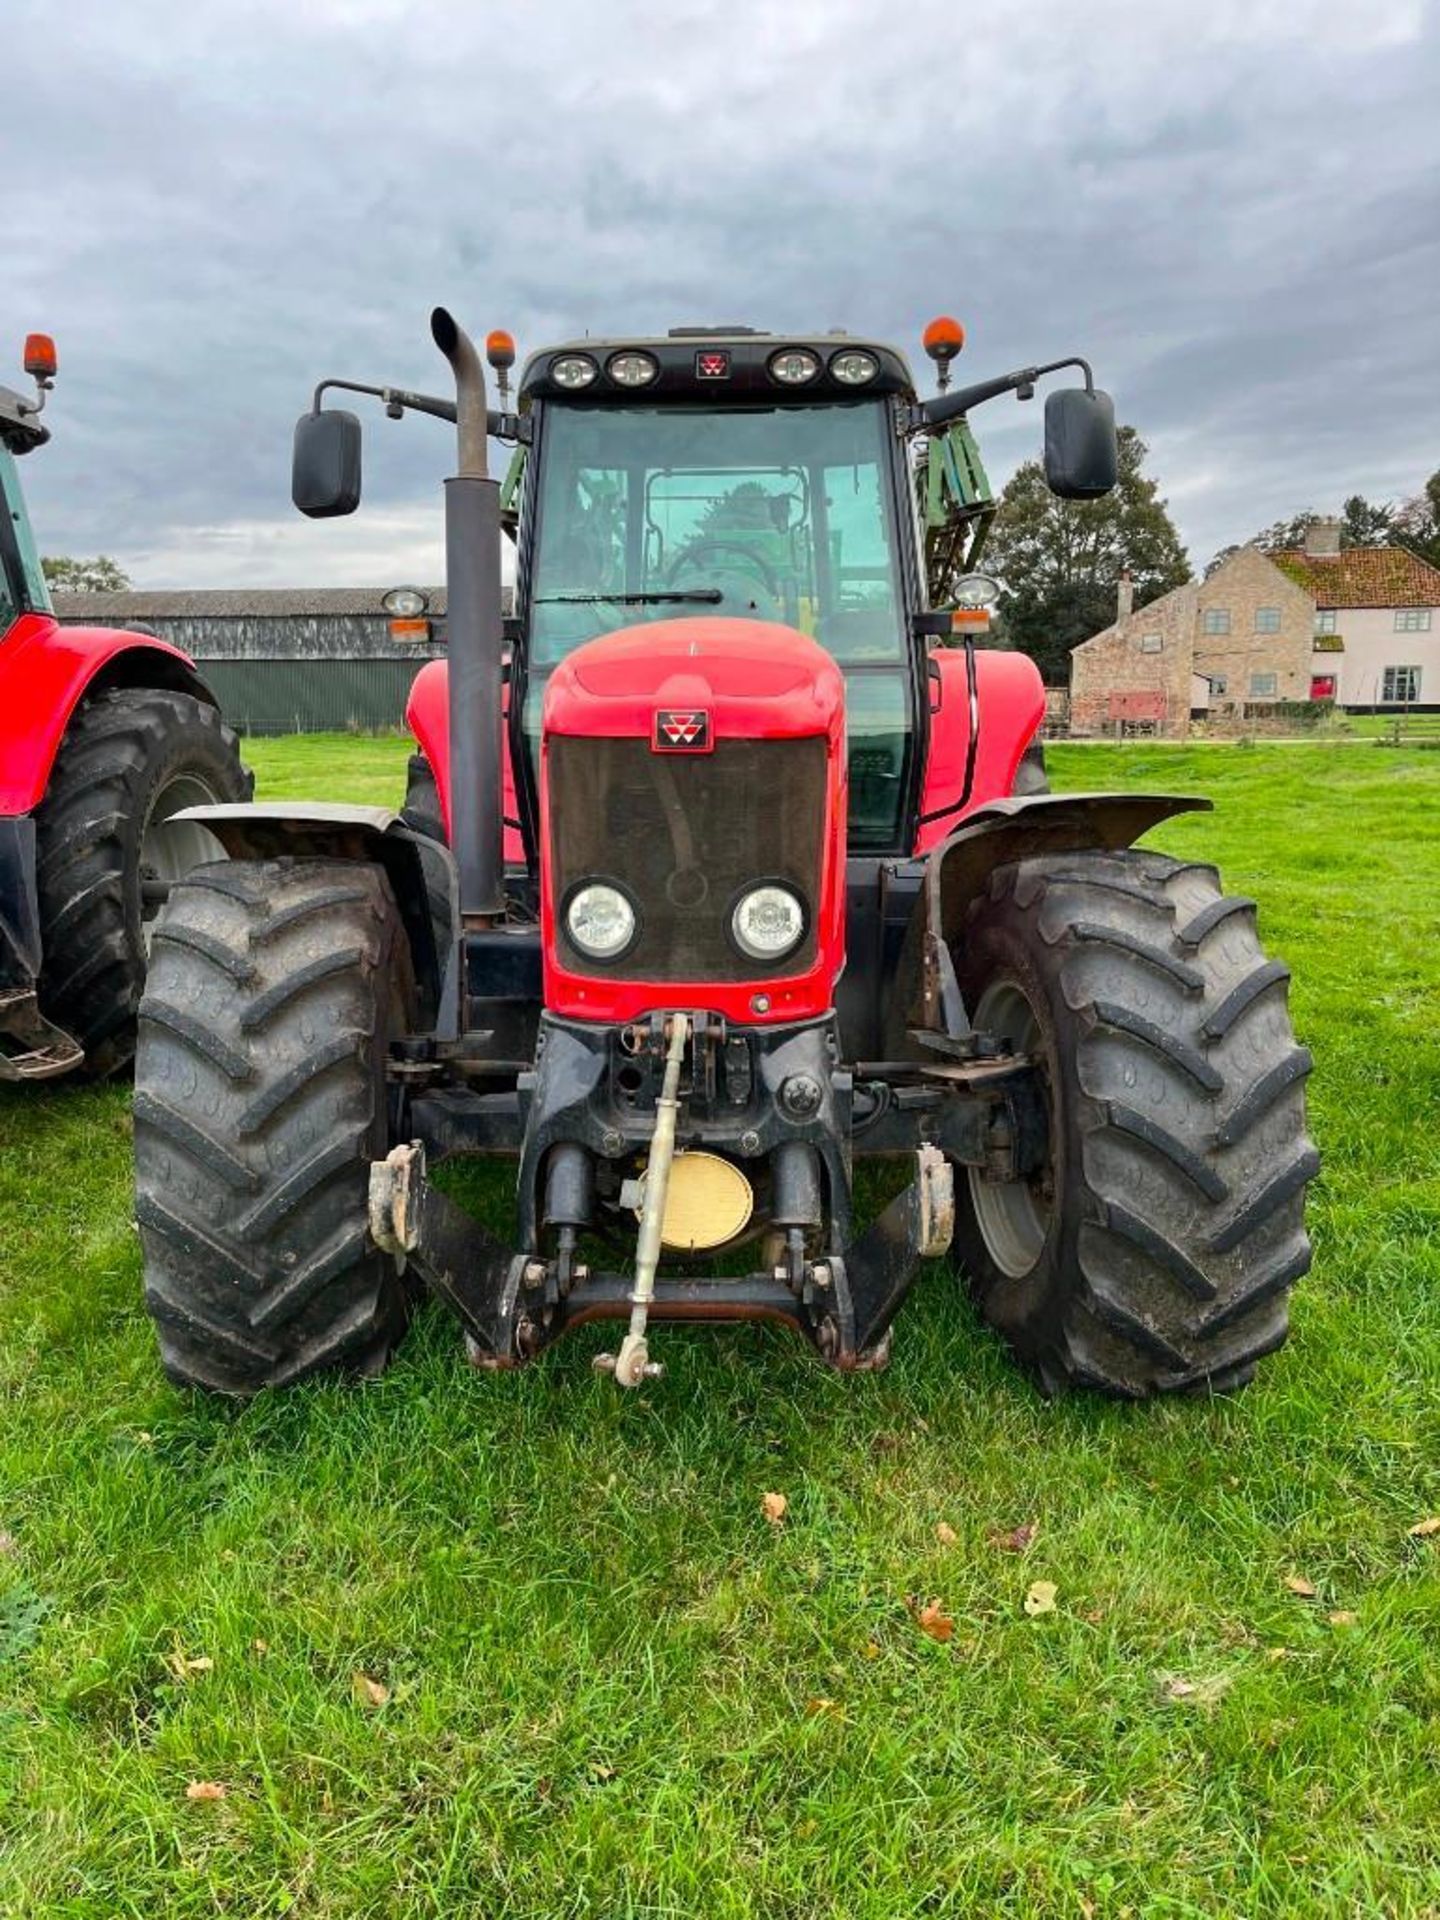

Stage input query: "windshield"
[{"left": 529, "top": 401, "right": 903, "bottom": 668}]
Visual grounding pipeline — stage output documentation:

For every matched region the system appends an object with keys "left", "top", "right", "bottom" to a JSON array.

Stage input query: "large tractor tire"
[
  {"left": 34, "top": 686, "right": 251, "bottom": 1076},
  {"left": 133, "top": 858, "right": 415, "bottom": 1396},
  {"left": 952, "top": 847, "right": 1317, "bottom": 1397}
]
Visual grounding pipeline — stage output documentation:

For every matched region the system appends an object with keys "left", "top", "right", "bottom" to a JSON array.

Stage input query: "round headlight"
[
  {"left": 381, "top": 586, "right": 428, "bottom": 618},
  {"left": 565, "top": 882, "right": 637, "bottom": 960},
  {"left": 829, "top": 348, "right": 879, "bottom": 386},
  {"left": 731, "top": 884, "right": 805, "bottom": 962},
  {"left": 607, "top": 349, "right": 659, "bottom": 388},
  {"left": 769, "top": 347, "right": 821, "bottom": 386},
  {"left": 551, "top": 353, "right": 599, "bottom": 391},
  {"left": 953, "top": 572, "right": 1002, "bottom": 609}
]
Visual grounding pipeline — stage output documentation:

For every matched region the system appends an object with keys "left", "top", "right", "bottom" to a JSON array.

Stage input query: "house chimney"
[
  {"left": 1304, "top": 516, "right": 1342, "bottom": 557},
  {"left": 1116, "top": 570, "right": 1134, "bottom": 621}
]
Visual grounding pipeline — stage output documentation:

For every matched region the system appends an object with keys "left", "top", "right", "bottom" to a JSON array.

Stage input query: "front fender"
[
  {"left": 174, "top": 802, "right": 451, "bottom": 1026},
  {"left": 888, "top": 791, "right": 1213, "bottom": 1052},
  {"left": 0, "top": 613, "right": 211, "bottom": 813}
]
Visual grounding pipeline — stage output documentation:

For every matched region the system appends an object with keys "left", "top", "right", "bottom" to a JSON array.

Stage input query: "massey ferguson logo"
[{"left": 654, "top": 709, "right": 711, "bottom": 752}]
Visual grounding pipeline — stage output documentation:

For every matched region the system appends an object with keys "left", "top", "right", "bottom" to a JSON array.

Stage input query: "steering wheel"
[{"left": 662, "top": 540, "right": 783, "bottom": 596}]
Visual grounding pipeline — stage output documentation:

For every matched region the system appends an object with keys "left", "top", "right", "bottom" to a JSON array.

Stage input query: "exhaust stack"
[{"left": 430, "top": 306, "right": 505, "bottom": 925}]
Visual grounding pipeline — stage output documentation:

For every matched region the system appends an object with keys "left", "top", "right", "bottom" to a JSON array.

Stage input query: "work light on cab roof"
[{"left": 129, "top": 296, "right": 1317, "bottom": 1413}]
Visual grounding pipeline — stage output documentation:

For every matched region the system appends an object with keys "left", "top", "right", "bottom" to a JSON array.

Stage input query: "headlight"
[
  {"left": 769, "top": 347, "right": 821, "bottom": 386},
  {"left": 381, "top": 586, "right": 428, "bottom": 617},
  {"left": 607, "top": 349, "right": 659, "bottom": 388},
  {"left": 731, "top": 884, "right": 805, "bottom": 961},
  {"left": 565, "top": 882, "right": 637, "bottom": 960},
  {"left": 551, "top": 353, "right": 599, "bottom": 390},
  {"left": 829, "top": 348, "right": 879, "bottom": 386},
  {"left": 953, "top": 572, "right": 1002, "bottom": 609}
]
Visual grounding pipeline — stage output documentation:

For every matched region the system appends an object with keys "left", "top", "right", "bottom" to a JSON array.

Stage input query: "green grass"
[{"left": 3, "top": 738, "right": 1439, "bottom": 1917}]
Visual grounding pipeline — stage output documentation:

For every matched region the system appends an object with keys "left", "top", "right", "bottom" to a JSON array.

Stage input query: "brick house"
[{"left": 1069, "top": 518, "right": 1440, "bottom": 734}]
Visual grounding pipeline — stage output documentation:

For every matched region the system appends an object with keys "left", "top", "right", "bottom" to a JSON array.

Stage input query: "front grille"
[{"left": 548, "top": 735, "right": 827, "bottom": 981}]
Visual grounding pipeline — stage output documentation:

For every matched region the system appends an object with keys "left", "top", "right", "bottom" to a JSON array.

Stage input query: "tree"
[
  {"left": 985, "top": 426, "right": 1191, "bottom": 683},
  {"left": 42, "top": 554, "right": 132, "bottom": 593},
  {"left": 1394, "top": 469, "right": 1440, "bottom": 570},
  {"left": 1206, "top": 493, "right": 1402, "bottom": 573}
]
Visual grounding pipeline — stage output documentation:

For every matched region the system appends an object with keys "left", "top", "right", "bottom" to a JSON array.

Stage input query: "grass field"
[{"left": 3, "top": 738, "right": 1439, "bottom": 1917}]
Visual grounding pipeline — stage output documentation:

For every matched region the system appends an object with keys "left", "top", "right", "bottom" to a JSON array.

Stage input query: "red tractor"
[
  {"left": 0, "top": 335, "right": 250, "bottom": 1081},
  {"left": 132, "top": 312, "right": 1316, "bottom": 1398}
]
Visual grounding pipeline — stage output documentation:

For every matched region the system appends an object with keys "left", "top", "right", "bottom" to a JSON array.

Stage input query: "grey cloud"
[{"left": 4, "top": 0, "right": 1437, "bottom": 585}]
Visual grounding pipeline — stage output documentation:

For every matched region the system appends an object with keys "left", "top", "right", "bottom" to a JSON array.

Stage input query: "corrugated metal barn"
[{"left": 53, "top": 587, "right": 453, "bottom": 734}]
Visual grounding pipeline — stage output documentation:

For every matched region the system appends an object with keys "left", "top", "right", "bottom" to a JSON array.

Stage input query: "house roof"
[
  {"left": 52, "top": 586, "right": 449, "bottom": 620},
  {"left": 1270, "top": 546, "right": 1440, "bottom": 610}
]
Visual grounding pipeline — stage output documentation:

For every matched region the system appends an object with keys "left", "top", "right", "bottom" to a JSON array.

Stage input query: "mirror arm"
[
  {"left": 907, "top": 355, "right": 1095, "bottom": 433},
  {"left": 309, "top": 378, "right": 528, "bottom": 443}
]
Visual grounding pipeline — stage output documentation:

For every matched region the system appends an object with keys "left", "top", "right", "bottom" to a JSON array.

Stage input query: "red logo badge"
[{"left": 654, "top": 708, "right": 711, "bottom": 752}]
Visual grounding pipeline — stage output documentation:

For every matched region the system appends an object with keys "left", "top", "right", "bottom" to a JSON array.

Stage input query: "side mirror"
[
  {"left": 1044, "top": 387, "right": 1117, "bottom": 500},
  {"left": 292, "top": 408, "right": 362, "bottom": 518}
]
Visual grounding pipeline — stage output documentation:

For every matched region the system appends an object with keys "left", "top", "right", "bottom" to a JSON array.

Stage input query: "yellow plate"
[{"left": 653, "top": 1150, "right": 754, "bottom": 1251}]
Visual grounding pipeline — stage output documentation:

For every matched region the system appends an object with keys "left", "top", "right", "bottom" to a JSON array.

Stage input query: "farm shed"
[{"left": 51, "top": 587, "right": 453, "bottom": 734}]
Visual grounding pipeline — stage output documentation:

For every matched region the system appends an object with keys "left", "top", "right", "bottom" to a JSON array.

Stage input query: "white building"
[{"left": 1272, "top": 521, "right": 1440, "bottom": 710}]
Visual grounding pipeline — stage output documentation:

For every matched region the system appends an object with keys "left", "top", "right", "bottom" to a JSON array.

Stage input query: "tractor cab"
[
  {"left": 515, "top": 331, "right": 926, "bottom": 851},
  {"left": 0, "top": 335, "right": 57, "bottom": 638}
]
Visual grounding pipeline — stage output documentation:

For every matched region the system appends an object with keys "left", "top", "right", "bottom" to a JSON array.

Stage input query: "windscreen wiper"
[{"left": 533, "top": 589, "right": 724, "bottom": 605}]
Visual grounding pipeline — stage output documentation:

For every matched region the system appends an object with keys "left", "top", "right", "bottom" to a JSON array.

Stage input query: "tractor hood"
[{"left": 544, "top": 618, "right": 844, "bottom": 747}]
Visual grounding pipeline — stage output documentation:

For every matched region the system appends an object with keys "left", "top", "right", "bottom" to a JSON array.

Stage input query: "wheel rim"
[
  {"left": 139, "top": 773, "right": 227, "bottom": 950},
  {"left": 967, "top": 978, "right": 1052, "bottom": 1279}
]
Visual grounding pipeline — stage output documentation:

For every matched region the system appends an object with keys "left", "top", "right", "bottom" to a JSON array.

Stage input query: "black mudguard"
[{"left": 886, "top": 792, "right": 1213, "bottom": 1054}]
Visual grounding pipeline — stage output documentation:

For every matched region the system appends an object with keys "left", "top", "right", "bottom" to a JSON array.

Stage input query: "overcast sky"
[{"left": 5, "top": 0, "right": 1437, "bottom": 589}]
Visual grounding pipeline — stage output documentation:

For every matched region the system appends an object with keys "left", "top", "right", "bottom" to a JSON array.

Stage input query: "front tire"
[
  {"left": 34, "top": 686, "right": 251, "bottom": 1075},
  {"left": 952, "top": 848, "right": 1317, "bottom": 1396},
  {"left": 134, "top": 858, "right": 415, "bottom": 1396}
]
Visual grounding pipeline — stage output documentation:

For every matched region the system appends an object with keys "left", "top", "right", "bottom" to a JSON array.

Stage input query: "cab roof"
[
  {"left": 519, "top": 328, "right": 917, "bottom": 406},
  {"left": 0, "top": 384, "right": 48, "bottom": 456}
]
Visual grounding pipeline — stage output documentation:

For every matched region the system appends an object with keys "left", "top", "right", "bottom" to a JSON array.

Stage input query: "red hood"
[{"left": 544, "top": 617, "right": 844, "bottom": 742}]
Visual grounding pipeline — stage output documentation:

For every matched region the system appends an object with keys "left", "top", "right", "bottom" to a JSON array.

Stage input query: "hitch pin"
[{"left": 594, "top": 1012, "right": 689, "bottom": 1388}]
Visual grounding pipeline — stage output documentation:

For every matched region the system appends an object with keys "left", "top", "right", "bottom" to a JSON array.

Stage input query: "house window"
[
  {"left": 1382, "top": 665, "right": 1422, "bottom": 703},
  {"left": 1211, "top": 673, "right": 1228, "bottom": 696},
  {"left": 1394, "top": 609, "right": 1433, "bottom": 632},
  {"left": 1254, "top": 607, "right": 1281, "bottom": 633},
  {"left": 1249, "top": 673, "right": 1278, "bottom": 698},
  {"left": 1315, "top": 610, "right": 1337, "bottom": 635},
  {"left": 1139, "top": 632, "right": 1162, "bottom": 654},
  {"left": 1202, "top": 608, "right": 1230, "bottom": 635}
]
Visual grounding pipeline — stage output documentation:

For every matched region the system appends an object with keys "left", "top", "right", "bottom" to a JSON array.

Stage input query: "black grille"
[{"left": 549, "top": 735, "right": 827, "bottom": 981}]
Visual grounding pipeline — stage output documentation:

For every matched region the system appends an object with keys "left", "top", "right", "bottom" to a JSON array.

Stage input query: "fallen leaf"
[
  {"left": 909, "top": 1597, "right": 955, "bottom": 1642},
  {"left": 762, "top": 1491, "right": 788, "bottom": 1527},
  {"left": 934, "top": 1522, "right": 958, "bottom": 1547},
  {"left": 1408, "top": 1516, "right": 1440, "bottom": 1539},
  {"left": 1284, "top": 1576, "right": 1317, "bottom": 1599},
  {"left": 1159, "top": 1671, "right": 1232, "bottom": 1706},
  {"left": 185, "top": 1781, "right": 227, "bottom": 1802},
  {"left": 1023, "top": 1580, "right": 1058, "bottom": 1617},
  {"left": 1266, "top": 1647, "right": 1291, "bottom": 1662},
  {"left": 862, "top": 1640, "right": 881, "bottom": 1660},
  {"left": 166, "top": 1647, "right": 214, "bottom": 1680},
  {"left": 251, "top": 1639, "right": 269, "bottom": 1656},
  {"left": 351, "top": 1672, "right": 390, "bottom": 1709},
  {"left": 1328, "top": 1610, "right": 1358, "bottom": 1627},
  {"left": 587, "top": 1761, "right": 616, "bottom": 1782},
  {"left": 806, "top": 1696, "right": 845, "bottom": 1718},
  {"left": 0, "top": 1530, "right": 16, "bottom": 1556},
  {"left": 988, "top": 1522, "right": 1037, "bottom": 1553}
]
